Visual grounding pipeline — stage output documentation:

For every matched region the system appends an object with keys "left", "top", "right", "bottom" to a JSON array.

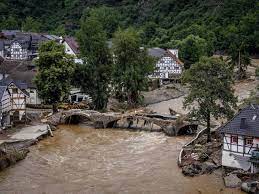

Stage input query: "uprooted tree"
[{"left": 182, "top": 56, "right": 237, "bottom": 142}]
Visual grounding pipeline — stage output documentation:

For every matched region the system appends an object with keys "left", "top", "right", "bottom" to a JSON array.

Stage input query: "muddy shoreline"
[{"left": 178, "top": 128, "right": 259, "bottom": 193}]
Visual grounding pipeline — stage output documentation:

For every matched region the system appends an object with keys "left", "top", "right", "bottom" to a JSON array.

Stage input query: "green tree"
[
  {"left": 178, "top": 35, "right": 208, "bottom": 69},
  {"left": 141, "top": 22, "right": 158, "bottom": 45},
  {"left": 224, "top": 24, "right": 252, "bottom": 80},
  {"left": 22, "top": 17, "right": 41, "bottom": 32},
  {"left": 34, "top": 41, "right": 75, "bottom": 113},
  {"left": 75, "top": 16, "right": 113, "bottom": 110},
  {"left": 2, "top": 16, "right": 19, "bottom": 30},
  {"left": 183, "top": 57, "right": 237, "bottom": 142},
  {"left": 51, "top": 24, "right": 66, "bottom": 36},
  {"left": 81, "top": 6, "right": 120, "bottom": 38},
  {"left": 228, "top": 41, "right": 251, "bottom": 80},
  {"left": 112, "top": 28, "right": 155, "bottom": 106}
]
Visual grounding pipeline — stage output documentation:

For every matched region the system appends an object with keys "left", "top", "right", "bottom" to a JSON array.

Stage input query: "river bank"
[{"left": 0, "top": 124, "right": 53, "bottom": 170}]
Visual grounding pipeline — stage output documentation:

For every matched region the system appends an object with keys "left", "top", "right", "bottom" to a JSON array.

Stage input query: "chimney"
[
  {"left": 240, "top": 118, "right": 246, "bottom": 129},
  {"left": 169, "top": 49, "right": 179, "bottom": 58}
]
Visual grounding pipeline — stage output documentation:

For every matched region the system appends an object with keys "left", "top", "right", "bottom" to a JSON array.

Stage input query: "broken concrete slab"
[
  {"left": 224, "top": 174, "right": 242, "bottom": 188},
  {"left": 10, "top": 124, "right": 52, "bottom": 140}
]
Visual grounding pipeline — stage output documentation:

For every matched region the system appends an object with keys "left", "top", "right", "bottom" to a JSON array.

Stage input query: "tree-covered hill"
[{"left": 0, "top": 0, "right": 258, "bottom": 54}]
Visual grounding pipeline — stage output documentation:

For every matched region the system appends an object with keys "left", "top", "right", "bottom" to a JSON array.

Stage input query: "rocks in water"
[
  {"left": 224, "top": 174, "right": 242, "bottom": 188},
  {"left": 241, "top": 181, "right": 259, "bottom": 193},
  {"left": 182, "top": 163, "right": 203, "bottom": 176},
  {"left": 163, "top": 126, "right": 176, "bottom": 136},
  {"left": 202, "top": 162, "right": 218, "bottom": 174},
  {"left": 182, "top": 161, "right": 219, "bottom": 177}
]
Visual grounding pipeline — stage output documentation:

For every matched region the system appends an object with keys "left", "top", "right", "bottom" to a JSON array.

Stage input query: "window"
[
  {"left": 245, "top": 138, "right": 253, "bottom": 145},
  {"left": 12, "top": 88, "right": 18, "bottom": 94},
  {"left": 231, "top": 136, "right": 238, "bottom": 144},
  {"left": 78, "top": 97, "right": 83, "bottom": 102}
]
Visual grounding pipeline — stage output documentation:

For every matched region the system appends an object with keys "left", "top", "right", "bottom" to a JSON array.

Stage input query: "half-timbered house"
[
  {"left": 220, "top": 105, "right": 259, "bottom": 173},
  {"left": 0, "top": 30, "right": 61, "bottom": 60},
  {"left": 148, "top": 48, "right": 184, "bottom": 84},
  {"left": 0, "top": 85, "right": 11, "bottom": 127},
  {"left": 8, "top": 81, "right": 29, "bottom": 123},
  {"left": 0, "top": 81, "right": 29, "bottom": 127}
]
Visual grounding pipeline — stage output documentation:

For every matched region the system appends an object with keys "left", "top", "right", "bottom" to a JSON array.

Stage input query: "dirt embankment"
[
  {"left": 142, "top": 84, "right": 187, "bottom": 105},
  {"left": 0, "top": 140, "right": 36, "bottom": 171}
]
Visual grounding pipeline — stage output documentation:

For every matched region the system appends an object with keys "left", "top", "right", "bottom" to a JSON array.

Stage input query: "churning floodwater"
[{"left": 0, "top": 125, "right": 242, "bottom": 194}]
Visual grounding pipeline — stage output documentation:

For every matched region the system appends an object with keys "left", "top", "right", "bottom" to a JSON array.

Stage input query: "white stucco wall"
[
  {"left": 222, "top": 150, "right": 251, "bottom": 170},
  {"left": 1, "top": 89, "right": 11, "bottom": 113},
  {"left": 64, "top": 42, "right": 76, "bottom": 56},
  {"left": 0, "top": 50, "right": 4, "bottom": 57},
  {"left": 63, "top": 42, "right": 83, "bottom": 64},
  {"left": 26, "top": 88, "right": 42, "bottom": 105},
  {"left": 222, "top": 133, "right": 259, "bottom": 172}
]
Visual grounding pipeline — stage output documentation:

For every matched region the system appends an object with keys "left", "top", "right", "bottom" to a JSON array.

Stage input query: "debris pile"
[{"left": 181, "top": 133, "right": 222, "bottom": 176}]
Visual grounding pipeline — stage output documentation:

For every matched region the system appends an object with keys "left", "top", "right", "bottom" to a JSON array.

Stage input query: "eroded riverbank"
[{"left": 0, "top": 125, "right": 242, "bottom": 194}]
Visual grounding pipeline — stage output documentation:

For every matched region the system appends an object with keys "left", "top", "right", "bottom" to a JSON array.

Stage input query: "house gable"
[
  {"left": 150, "top": 49, "right": 184, "bottom": 80},
  {"left": 220, "top": 105, "right": 259, "bottom": 138},
  {"left": 10, "top": 41, "right": 28, "bottom": 60},
  {"left": 220, "top": 105, "right": 259, "bottom": 172}
]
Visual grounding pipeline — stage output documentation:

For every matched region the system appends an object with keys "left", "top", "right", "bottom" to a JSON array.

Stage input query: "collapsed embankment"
[
  {"left": 0, "top": 140, "right": 36, "bottom": 170},
  {"left": 0, "top": 124, "right": 53, "bottom": 171}
]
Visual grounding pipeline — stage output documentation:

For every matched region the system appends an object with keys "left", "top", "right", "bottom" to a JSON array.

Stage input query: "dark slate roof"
[
  {"left": 0, "top": 86, "right": 7, "bottom": 100},
  {"left": 0, "top": 60, "right": 31, "bottom": 74},
  {"left": 148, "top": 48, "right": 166, "bottom": 58},
  {"left": 1, "top": 30, "right": 20, "bottom": 39},
  {"left": 0, "top": 79, "right": 30, "bottom": 97},
  {"left": 219, "top": 105, "right": 259, "bottom": 137},
  {"left": 6, "top": 70, "right": 37, "bottom": 88}
]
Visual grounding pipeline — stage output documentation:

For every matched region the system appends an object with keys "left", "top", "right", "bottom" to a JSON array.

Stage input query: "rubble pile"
[{"left": 181, "top": 133, "right": 222, "bottom": 176}]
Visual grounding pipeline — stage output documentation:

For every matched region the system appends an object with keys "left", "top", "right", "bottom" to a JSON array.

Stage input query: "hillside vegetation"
[{"left": 0, "top": 0, "right": 258, "bottom": 54}]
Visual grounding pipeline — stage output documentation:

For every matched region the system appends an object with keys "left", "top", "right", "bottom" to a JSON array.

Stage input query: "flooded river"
[{"left": 0, "top": 125, "right": 242, "bottom": 194}]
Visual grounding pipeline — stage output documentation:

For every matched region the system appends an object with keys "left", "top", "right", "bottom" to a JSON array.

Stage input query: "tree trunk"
[
  {"left": 52, "top": 104, "right": 58, "bottom": 113},
  {"left": 206, "top": 113, "right": 211, "bottom": 142}
]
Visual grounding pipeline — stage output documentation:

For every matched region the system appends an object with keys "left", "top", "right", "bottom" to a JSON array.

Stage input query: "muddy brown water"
[{"left": 0, "top": 125, "right": 243, "bottom": 194}]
